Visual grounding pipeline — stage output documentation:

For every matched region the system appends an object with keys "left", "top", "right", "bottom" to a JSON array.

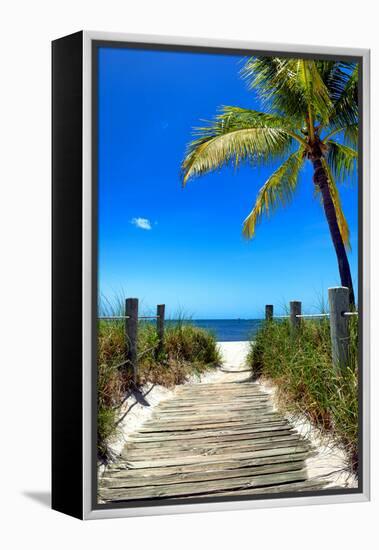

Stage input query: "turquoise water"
[{"left": 167, "top": 319, "right": 263, "bottom": 342}]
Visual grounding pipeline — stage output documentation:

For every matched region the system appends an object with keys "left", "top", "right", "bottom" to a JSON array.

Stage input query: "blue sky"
[{"left": 98, "top": 47, "right": 358, "bottom": 319}]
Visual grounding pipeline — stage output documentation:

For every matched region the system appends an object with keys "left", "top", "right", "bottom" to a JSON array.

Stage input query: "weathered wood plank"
[
  {"left": 150, "top": 412, "right": 275, "bottom": 423},
  {"left": 138, "top": 416, "right": 286, "bottom": 432},
  {"left": 124, "top": 443, "right": 311, "bottom": 469},
  {"left": 107, "top": 450, "right": 315, "bottom": 476},
  {"left": 101, "top": 461, "right": 305, "bottom": 489},
  {"left": 127, "top": 428, "right": 296, "bottom": 447},
  {"left": 151, "top": 403, "right": 273, "bottom": 412},
  {"left": 140, "top": 417, "right": 282, "bottom": 431},
  {"left": 174, "top": 479, "right": 328, "bottom": 499},
  {"left": 125, "top": 443, "right": 304, "bottom": 462},
  {"left": 153, "top": 405, "right": 273, "bottom": 417},
  {"left": 176, "top": 381, "right": 258, "bottom": 387},
  {"left": 128, "top": 423, "right": 292, "bottom": 442},
  {"left": 126, "top": 432, "right": 300, "bottom": 454},
  {"left": 100, "top": 469, "right": 309, "bottom": 501}
]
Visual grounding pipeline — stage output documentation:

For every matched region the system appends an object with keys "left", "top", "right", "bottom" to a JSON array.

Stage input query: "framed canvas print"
[{"left": 52, "top": 31, "right": 370, "bottom": 520}]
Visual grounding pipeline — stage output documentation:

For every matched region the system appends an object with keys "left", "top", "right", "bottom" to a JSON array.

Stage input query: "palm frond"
[
  {"left": 327, "top": 140, "right": 357, "bottom": 184},
  {"left": 241, "top": 57, "right": 309, "bottom": 121},
  {"left": 317, "top": 61, "right": 357, "bottom": 103},
  {"left": 328, "top": 64, "right": 358, "bottom": 129},
  {"left": 212, "top": 106, "right": 301, "bottom": 132},
  {"left": 242, "top": 57, "right": 333, "bottom": 124},
  {"left": 182, "top": 107, "right": 299, "bottom": 185},
  {"left": 297, "top": 59, "right": 333, "bottom": 125},
  {"left": 321, "top": 158, "right": 351, "bottom": 249},
  {"left": 343, "top": 123, "right": 359, "bottom": 148},
  {"left": 242, "top": 148, "right": 305, "bottom": 239}
]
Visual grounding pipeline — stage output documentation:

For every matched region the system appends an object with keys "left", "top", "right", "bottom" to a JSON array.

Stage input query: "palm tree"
[{"left": 181, "top": 58, "right": 358, "bottom": 306}]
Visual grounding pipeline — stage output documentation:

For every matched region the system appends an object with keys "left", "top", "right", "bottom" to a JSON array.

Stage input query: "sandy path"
[
  {"left": 100, "top": 345, "right": 322, "bottom": 502},
  {"left": 102, "top": 340, "right": 356, "bottom": 491}
]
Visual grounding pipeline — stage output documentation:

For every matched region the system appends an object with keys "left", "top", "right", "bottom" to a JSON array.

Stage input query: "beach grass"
[
  {"left": 97, "top": 318, "right": 221, "bottom": 459},
  {"left": 247, "top": 316, "right": 358, "bottom": 471}
]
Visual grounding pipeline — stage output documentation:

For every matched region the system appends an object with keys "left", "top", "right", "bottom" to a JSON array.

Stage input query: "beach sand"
[
  {"left": 258, "top": 378, "right": 357, "bottom": 489},
  {"left": 217, "top": 340, "right": 251, "bottom": 369}
]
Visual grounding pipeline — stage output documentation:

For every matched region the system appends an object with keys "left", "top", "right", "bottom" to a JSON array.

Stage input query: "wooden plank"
[
  {"left": 174, "top": 479, "right": 328, "bottom": 499},
  {"left": 101, "top": 460, "right": 305, "bottom": 489},
  {"left": 154, "top": 400, "right": 273, "bottom": 414},
  {"left": 173, "top": 386, "right": 263, "bottom": 394},
  {"left": 127, "top": 428, "right": 296, "bottom": 447},
  {"left": 107, "top": 450, "right": 315, "bottom": 477},
  {"left": 149, "top": 409, "right": 277, "bottom": 420},
  {"left": 142, "top": 413, "right": 281, "bottom": 424},
  {"left": 152, "top": 408, "right": 274, "bottom": 419},
  {"left": 174, "top": 384, "right": 261, "bottom": 388},
  {"left": 167, "top": 395, "right": 265, "bottom": 403},
  {"left": 146, "top": 410, "right": 280, "bottom": 422},
  {"left": 99, "top": 469, "right": 309, "bottom": 501},
  {"left": 124, "top": 443, "right": 311, "bottom": 469},
  {"left": 151, "top": 411, "right": 274, "bottom": 422},
  {"left": 126, "top": 432, "right": 300, "bottom": 454},
  {"left": 158, "top": 400, "right": 269, "bottom": 411},
  {"left": 172, "top": 391, "right": 263, "bottom": 398},
  {"left": 163, "top": 393, "right": 267, "bottom": 400},
  {"left": 124, "top": 436, "right": 306, "bottom": 461},
  {"left": 173, "top": 390, "right": 262, "bottom": 397},
  {"left": 212, "top": 479, "right": 328, "bottom": 497},
  {"left": 141, "top": 415, "right": 282, "bottom": 429},
  {"left": 138, "top": 416, "right": 285, "bottom": 432},
  {"left": 128, "top": 423, "right": 292, "bottom": 442}
]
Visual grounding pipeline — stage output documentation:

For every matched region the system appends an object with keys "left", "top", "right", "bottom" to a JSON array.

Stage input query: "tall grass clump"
[
  {"left": 247, "top": 316, "right": 358, "bottom": 471},
  {"left": 97, "top": 315, "right": 221, "bottom": 460},
  {"left": 97, "top": 319, "right": 133, "bottom": 460}
]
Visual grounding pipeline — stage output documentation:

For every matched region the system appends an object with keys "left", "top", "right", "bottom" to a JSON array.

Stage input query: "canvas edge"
[{"left": 81, "top": 30, "right": 370, "bottom": 520}]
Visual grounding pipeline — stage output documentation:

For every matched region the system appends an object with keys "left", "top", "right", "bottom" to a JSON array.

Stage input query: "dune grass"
[
  {"left": 247, "top": 316, "right": 358, "bottom": 471},
  {"left": 97, "top": 318, "right": 221, "bottom": 459}
]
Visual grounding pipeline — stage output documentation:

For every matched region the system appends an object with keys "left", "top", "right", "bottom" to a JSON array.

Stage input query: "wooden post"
[
  {"left": 290, "top": 301, "right": 302, "bottom": 330},
  {"left": 156, "top": 304, "right": 165, "bottom": 357},
  {"left": 328, "top": 286, "right": 349, "bottom": 370},
  {"left": 265, "top": 305, "right": 273, "bottom": 321},
  {"left": 125, "top": 298, "right": 138, "bottom": 384}
]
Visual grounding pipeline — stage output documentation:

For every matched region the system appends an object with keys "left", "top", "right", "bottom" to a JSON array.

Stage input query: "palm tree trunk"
[{"left": 312, "top": 157, "right": 355, "bottom": 306}]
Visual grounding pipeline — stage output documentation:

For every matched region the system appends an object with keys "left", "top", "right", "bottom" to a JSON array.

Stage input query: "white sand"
[
  {"left": 218, "top": 341, "right": 251, "bottom": 370},
  {"left": 257, "top": 378, "right": 357, "bottom": 489}
]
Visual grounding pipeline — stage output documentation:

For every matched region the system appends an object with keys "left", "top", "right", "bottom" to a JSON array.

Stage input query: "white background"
[{"left": 1, "top": 0, "right": 377, "bottom": 548}]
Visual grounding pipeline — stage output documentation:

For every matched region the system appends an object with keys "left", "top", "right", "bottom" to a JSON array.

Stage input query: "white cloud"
[{"left": 131, "top": 217, "right": 152, "bottom": 230}]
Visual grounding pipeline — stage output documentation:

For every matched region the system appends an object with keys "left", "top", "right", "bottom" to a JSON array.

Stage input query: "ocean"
[{"left": 168, "top": 319, "right": 263, "bottom": 342}]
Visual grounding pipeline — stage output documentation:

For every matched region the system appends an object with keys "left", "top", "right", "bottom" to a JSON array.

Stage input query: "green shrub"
[
  {"left": 164, "top": 323, "right": 221, "bottom": 365},
  {"left": 247, "top": 317, "right": 358, "bottom": 471},
  {"left": 97, "top": 319, "right": 220, "bottom": 459}
]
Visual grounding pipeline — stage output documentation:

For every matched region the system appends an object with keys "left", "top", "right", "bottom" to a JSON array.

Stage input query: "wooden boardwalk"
[{"left": 99, "top": 371, "right": 327, "bottom": 503}]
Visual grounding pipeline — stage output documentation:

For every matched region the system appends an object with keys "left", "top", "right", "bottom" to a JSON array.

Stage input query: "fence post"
[
  {"left": 265, "top": 305, "right": 273, "bottom": 321},
  {"left": 156, "top": 304, "right": 165, "bottom": 357},
  {"left": 290, "top": 301, "right": 302, "bottom": 330},
  {"left": 328, "top": 286, "right": 349, "bottom": 370},
  {"left": 125, "top": 298, "right": 138, "bottom": 384}
]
